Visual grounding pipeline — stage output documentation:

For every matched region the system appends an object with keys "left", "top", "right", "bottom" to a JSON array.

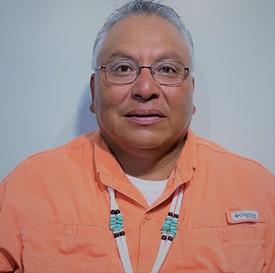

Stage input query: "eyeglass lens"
[{"left": 103, "top": 60, "right": 189, "bottom": 85}]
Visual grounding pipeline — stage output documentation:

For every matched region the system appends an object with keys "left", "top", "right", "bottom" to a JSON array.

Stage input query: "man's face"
[{"left": 91, "top": 15, "right": 195, "bottom": 154}]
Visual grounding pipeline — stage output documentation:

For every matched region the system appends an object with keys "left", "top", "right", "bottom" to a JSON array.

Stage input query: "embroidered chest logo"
[{"left": 231, "top": 210, "right": 259, "bottom": 222}]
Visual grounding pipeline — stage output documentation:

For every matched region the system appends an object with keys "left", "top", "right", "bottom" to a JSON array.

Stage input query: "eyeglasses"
[{"left": 95, "top": 60, "right": 191, "bottom": 86}]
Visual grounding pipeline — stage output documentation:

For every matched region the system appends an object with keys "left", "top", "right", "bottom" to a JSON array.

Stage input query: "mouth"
[{"left": 124, "top": 109, "right": 165, "bottom": 125}]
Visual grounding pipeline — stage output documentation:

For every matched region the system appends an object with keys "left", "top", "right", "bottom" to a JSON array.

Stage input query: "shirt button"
[
  {"left": 63, "top": 226, "right": 73, "bottom": 236},
  {"left": 145, "top": 214, "right": 152, "bottom": 220},
  {"left": 219, "top": 229, "right": 229, "bottom": 242}
]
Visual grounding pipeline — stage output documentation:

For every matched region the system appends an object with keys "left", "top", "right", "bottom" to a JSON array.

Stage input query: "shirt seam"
[{"left": 196, "top": 141, "right": 274, "bottom": 175}]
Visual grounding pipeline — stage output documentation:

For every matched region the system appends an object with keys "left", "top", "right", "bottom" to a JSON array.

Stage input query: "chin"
[{"left": 120, "top": 133, "right": 172, "bottom": 150}]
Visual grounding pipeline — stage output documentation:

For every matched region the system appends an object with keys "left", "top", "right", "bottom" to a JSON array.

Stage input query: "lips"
[
  {"left": 124, "top": 109, "right": 165, "bottom": 125},
  {"left": 125, "top": 109, "right": 165, "bottom": 117}
]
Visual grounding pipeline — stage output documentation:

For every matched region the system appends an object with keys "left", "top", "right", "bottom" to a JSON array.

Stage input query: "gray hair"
[{"left": 91, "top": 0, "right": 194, "bottom": 70}]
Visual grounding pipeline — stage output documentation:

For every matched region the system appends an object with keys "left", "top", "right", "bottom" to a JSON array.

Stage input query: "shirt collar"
[
  {"left": 162, "top": 129, "right": 197, "bottom": 196},
  {"left": 92, "top": 129, "right": 198, "bottom": 197},
  {"left": 92, "top": 130, "right": 137, "bottom": 195}
]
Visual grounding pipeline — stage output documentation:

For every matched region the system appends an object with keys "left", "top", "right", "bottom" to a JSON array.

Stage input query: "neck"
[{"left": 103, "top": 135, "right": 187, "bottom": 181}]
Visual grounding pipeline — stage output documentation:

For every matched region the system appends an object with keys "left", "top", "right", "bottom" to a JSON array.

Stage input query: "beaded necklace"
[{"left": 107, "top": 186, "right": 184, "bottom": 273}]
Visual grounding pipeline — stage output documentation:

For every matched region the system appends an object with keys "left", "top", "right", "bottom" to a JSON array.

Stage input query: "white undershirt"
[{"left": 126, "top": 174, "right": 168, "bottom": 206}]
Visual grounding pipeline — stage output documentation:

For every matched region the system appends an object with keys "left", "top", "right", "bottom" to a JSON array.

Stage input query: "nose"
[{"left": 131, "top": 67, "right": 160, "bottom": 102}]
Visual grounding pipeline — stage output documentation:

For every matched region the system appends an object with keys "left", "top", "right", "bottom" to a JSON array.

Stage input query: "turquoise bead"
[
  {"left": 109, "top": 213, "right": 124, "bottom": 232},
  {"left": 160, "top": 214, "right": 179, "bottom": 237}
]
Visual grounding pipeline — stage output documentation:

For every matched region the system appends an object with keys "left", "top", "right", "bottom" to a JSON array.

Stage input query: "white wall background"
[{"left": 1, "top": 0, "right": 274, "bottom": 180}]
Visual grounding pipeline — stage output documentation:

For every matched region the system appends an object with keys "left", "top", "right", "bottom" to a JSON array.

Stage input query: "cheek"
[
  {"left": 94, "top": 83, "right": 129, "bottom": 111},
  {"left": 168, "top": 88, "right": 194, "bottom": 119}
]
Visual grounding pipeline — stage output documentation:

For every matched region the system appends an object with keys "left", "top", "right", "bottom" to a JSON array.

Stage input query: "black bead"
[
  {"left": 111, "top": 210, "right": 116, "bottom": 214},
  {"left": 168, "top": 236, "right": 173, "bottom": 241},
  {"left": 173, "top": 213, "right": 179, "bottom": 218},
  {"left": 161, "top": 235, "right": 167, "bottom": 240},
  {"left": 114, "top": 232, "right": 120, "bottom": 238},
  {"left": 115, "top": 209, "right": 120, "bottom": 214},
  {"left": 119, "top": 231, "right": 125, "bottom": 236},
  {"left": 168, "top": 212, "right": 173, "bottom": 217}
]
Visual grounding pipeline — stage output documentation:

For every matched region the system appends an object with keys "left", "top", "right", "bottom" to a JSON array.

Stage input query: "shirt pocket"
[
  {"left": 177, "top": 212, "right": 267, "bottom": 273},
  {"left": 21, "top": 219, "right": 114, "bottom": 273}
]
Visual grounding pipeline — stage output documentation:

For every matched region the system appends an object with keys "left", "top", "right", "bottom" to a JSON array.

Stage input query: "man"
[{"left": 0, "top": 0, "right": 274, "bottom": 272}]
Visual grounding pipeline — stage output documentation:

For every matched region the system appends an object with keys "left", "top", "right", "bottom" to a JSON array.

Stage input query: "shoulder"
[
  {"left": 192, "top": 133, "right": 275, "bottom": 204},
  {"left": 195, "top": 134, "right": 274, "bottom": 179},
  {"left": 26, "top": 131, "right": 96, "bottom": 163},
  {"left": 1, "top": 132, "right": 97, "bottom": 192},
  {"left": 18, "top": 132, "right": 96, "bottom": 170},
  {"left": 0, "top": 132, "right": 99, "bottom": 218},
  {"left": 191, "top": 133, "right": 274, "bottom": 221}
]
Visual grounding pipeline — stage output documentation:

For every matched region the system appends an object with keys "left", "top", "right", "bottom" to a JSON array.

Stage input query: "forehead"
[{"left": 98, "top": 15, "right": 191, "bottom": 64}]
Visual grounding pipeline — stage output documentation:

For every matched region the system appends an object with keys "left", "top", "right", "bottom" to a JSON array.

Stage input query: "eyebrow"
[
  {"left": 104, "top": 52, "right": 138, "bottom": 63},
  {"left": 155, "top": 53, "right": 185, "bottom": 63},
  {"left": 103, "top": 51, "right": 186, "bottom": 64}
]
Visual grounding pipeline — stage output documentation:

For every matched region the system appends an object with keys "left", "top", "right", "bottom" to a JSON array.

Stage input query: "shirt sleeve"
[
  {"left": 264, "top": 174, "right": 275, "bottom": 273},
  {"left": 0, "top": 168, "right": 25, "bottom": 272},
  {"left": 268, "top": 224, "right": 275, "bottom": 273}
]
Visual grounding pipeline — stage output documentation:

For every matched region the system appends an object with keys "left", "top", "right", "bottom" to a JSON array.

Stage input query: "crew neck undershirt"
[{"left": 126, "top": 174, "right": 168, "bottom": 206}]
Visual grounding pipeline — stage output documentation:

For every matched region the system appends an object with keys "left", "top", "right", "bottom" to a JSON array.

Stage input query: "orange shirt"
[{"left": 0, "top": 130, "right": 274, "bottom": 273}]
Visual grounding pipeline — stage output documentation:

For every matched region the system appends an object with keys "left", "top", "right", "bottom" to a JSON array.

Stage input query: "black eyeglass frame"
[{"left": 95, "top": 62, "right": 191, "bottom": 87}]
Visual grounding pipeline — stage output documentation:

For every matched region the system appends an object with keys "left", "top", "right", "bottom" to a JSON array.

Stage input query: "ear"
[
  {"left": 191, "top": 76, "right": 196, "bottom": 114},
  {"left": 192, "top": 75, "right": 195, "bottom": 91},
  {"left": 193, "top": 105, "right": 196, "bottom": 115},
  {"left": 89, "top": 74, "right": 96, "bottom": 113}
]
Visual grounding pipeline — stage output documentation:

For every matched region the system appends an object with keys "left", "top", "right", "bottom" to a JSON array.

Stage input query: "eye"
[
  {"left": 155, "top": 62, "right": 182, "bottom": 76},
  {"left": 109, "top": 62, "right": 135, "bottom": 75},
  {"left": 158, "top": 66, "right": 176, "bottom": 74}
]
